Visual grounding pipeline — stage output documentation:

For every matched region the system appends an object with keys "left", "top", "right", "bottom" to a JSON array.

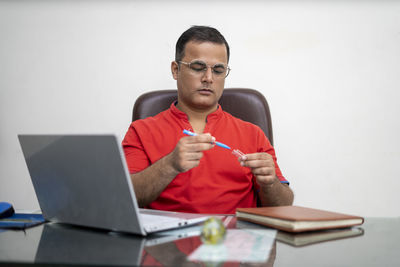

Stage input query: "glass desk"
[{"left": 0, "top": 217, "right": 399, "bottom": 266}]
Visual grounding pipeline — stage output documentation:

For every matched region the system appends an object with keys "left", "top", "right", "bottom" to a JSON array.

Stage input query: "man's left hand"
[{"left": 239, "top": 152, "right": 277, "bottom": 186}]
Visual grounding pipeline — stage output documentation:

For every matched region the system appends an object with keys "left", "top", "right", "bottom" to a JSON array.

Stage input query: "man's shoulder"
[{"left": 131, "top": 108, "right": 171, "bottom": 128}]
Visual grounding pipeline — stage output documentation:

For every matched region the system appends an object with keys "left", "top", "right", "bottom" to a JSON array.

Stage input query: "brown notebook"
[{"left": 236, "top": 206, "right": 364, "bottom": 233}]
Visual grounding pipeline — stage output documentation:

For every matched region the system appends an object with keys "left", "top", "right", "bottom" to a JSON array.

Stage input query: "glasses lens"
[
  {"left": 189, "top": 61, "right": 207, "bottom": 72},
  {"left": 212, "top": 64, "right": 226, "bottom": 75}
]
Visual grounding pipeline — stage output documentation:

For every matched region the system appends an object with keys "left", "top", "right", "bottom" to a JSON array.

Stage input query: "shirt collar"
[{"left": 169, "top": 101, "right": 223, "bottom": 123}]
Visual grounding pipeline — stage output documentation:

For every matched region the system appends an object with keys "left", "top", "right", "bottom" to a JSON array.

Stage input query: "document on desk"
[{"left": 188, "top": 229, "right": 277, "bottom": 263}]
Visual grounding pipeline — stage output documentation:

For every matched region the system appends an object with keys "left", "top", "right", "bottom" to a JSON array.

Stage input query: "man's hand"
[
  {"left": 239, "top": 152, "right": 294, "bottom": 206},
  {"left": 130, "top": 133, "right": 215, "bottom": 208},
  {"left": 167, "top": 133, "right": 215, "bottom": 174},
  {"left": 239, "top": 152, "right": 277, "bottom": 186}
]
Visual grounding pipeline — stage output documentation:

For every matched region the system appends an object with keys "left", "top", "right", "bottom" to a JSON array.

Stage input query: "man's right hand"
[
  {"left": 167, "top": 133, "right": 216, "bottom": 173},
  {"left": 130, "top": 132, "right": 216, "bottom": 207}
]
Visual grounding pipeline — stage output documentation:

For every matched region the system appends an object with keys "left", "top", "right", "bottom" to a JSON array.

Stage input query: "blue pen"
[{"left": 183, "top": 129, "right": 231, "bottom": 150}]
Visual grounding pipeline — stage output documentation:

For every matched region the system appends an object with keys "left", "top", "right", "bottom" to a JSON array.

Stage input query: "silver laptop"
[{"left": 18, "top": 134, "right": 209, "bottom": 235}]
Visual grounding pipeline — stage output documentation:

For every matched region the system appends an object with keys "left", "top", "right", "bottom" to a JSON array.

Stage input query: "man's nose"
[{"left": 202, "top": 66, "right": 213, "bottom": 82}]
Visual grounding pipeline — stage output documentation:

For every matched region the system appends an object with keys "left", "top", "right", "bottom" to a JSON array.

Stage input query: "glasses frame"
[{"left": 178, "top": 60, "right": 231, "bottom": 78}]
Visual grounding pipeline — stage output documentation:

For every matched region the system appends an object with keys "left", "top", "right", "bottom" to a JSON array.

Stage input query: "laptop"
[{"left": 18, "top": 134, "right": 209, "bottom": 235}]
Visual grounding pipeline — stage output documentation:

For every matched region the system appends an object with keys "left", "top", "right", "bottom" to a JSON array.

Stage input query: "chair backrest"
[{"left": 132, "top": 88, "right": 274, "bottom": 145}]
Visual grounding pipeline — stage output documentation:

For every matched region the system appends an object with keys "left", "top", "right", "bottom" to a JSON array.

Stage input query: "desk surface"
[{"left": 0, "top": 217, "right": 399, "bottom": 266}]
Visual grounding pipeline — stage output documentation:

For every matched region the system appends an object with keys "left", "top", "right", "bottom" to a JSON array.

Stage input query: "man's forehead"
[{"left": 183, "top": 41, "right": 228, "bottom": 62}]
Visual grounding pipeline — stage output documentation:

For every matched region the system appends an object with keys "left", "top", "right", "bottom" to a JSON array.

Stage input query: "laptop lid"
[
  {"left": 18, "top": 134, "right": 147, "bottom": 235},
  {"left": 18, "top": 134, "right": 208, "bottom": 235}
]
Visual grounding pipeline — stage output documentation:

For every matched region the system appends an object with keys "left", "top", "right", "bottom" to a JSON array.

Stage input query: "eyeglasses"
[{"left": 178, "top": 60, "right": 231, "bottom": 78}]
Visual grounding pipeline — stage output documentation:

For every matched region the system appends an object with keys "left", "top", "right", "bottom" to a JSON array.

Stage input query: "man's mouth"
[{"left": 198, "top": 88, "right": 213, "bottom": 93}]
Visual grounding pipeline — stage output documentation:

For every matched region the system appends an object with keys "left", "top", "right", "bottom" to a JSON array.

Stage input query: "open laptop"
[{"left": 18, "top": 134, "right": 209, "bottom": 235}]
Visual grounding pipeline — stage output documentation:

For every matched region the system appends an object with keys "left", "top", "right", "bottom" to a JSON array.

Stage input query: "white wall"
[{"left": 1, "top": 0, "right": 399, "bottom": 217}]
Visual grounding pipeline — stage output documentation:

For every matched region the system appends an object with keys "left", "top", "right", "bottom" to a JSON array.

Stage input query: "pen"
[{"left": 182, "top": 130, "right": 231, "bottom": 150}]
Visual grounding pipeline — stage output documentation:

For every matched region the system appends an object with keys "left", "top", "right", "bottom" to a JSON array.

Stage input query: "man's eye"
[
  {"left": 212, "top": 65, "right": 226, "bottom": 74},
  {"left": 190, "top": 62, "right": 207, "bottom": 71}
]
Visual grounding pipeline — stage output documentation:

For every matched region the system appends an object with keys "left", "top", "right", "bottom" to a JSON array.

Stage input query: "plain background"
[{"left": 1, "top": 0, "right": 399, "bottom": 217}]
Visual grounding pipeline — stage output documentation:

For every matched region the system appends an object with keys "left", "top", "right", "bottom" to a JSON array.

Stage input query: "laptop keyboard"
[
  {"left": 140, "top": 213, "right": 185, "bottom": 232},
  {"left": 141, "top": 213, "right": 181, "bottom": 226}
]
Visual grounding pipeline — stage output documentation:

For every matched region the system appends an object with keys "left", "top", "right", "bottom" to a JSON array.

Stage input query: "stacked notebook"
[{"left": 236, "top": 206, "right": 364, "bottom": 233}]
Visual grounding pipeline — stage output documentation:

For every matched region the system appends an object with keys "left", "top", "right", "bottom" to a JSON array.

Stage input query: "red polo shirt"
[{"left": 122, "top": 102, "right": 288, "bottom": 214}]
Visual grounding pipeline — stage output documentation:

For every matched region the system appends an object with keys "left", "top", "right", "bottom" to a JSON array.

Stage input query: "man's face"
[{"left": 172, "top": 41, "right": 228, "bottom": 113}]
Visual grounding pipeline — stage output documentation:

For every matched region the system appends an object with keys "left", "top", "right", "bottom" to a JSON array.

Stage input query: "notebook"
[{"left": 18, "top": 134, "right": 209, "bottom": 235}]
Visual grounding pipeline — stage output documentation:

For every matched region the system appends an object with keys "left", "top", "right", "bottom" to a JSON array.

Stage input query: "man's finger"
[
  {"left": 185, "top": 142, "right": 215, "bottom": 152},
  {"left": 242, "top": 159, "right": 274, "bottom": 168},
  {"left": 242, "top": 152, "right": 271, "bottom": 160},
  {"left": 184, "top": 151, "right": 204, "bottom": 161},
  {"left": 251, "top": 166, "right": 274, "bottom": 176},
  {"left": 184, "top": 134, "right": 215, "bottom": 144}
]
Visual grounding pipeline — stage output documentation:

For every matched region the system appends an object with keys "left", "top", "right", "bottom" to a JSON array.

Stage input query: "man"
[{"left": 122, "top": 26, "right": 294, "bottom": 214}]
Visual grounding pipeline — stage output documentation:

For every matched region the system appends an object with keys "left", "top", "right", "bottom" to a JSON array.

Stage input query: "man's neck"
[{"left": 176, "top": 102, "right": 218, "bottom": 134}]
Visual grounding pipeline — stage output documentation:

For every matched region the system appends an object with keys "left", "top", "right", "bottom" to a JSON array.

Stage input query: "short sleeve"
[
  {"left": 256, "top": 127, "right": 289, "bottom": 185},
  {"left": 122, "top": 123, "right": 151, "bottom": 174}
]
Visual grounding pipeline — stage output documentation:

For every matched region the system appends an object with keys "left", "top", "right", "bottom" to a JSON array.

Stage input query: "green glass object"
[{"left": 200, "top": 217, "right": 226, "bottom": 244}]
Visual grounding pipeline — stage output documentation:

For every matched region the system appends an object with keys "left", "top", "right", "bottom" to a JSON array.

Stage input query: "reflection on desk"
[
  {"left": 236, "top": 219, "right": 365, "bottom": 247},
  {"left": 276, "top": 227, "right": 364, "bottom": 247},
  {"left": 0, "top": 217, "right": 399, "bottom": 266},
  {"left": 35, "top": 224, "right": 144, "bottom": 265}
]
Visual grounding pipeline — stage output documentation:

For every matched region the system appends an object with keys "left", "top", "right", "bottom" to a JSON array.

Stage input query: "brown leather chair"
[{"left": 132, "top": 88, "right": 274, "bottom": 145}]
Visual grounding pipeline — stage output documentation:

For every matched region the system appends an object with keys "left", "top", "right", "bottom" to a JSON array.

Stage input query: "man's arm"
[
  {"left": 131, "top": 134, "right": 215, "bottom": 207},
  {"left": 258, "top": 178, "right": 294, "bottom": 206},
  {"left": 239, "top": 153, "right": 294, "bottom": 206}
]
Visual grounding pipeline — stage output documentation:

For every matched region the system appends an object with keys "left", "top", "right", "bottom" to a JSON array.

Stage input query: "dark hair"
[{"left": 175, "top": 26, "right": 230, "bottom": 63}]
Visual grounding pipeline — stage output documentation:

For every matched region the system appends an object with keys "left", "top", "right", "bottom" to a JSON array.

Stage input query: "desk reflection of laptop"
[{"left": 35, "top": 224, "right": 145, "bottom": 266}]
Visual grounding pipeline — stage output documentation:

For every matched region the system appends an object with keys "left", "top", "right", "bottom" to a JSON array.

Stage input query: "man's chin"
[{"left": 178, "top": 93, "right": 220, "bottom": 112}]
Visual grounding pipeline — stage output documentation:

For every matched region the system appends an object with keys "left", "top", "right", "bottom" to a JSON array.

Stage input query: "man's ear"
[{"left": 171, "top": 61, "right": 179, "bottom": 80}]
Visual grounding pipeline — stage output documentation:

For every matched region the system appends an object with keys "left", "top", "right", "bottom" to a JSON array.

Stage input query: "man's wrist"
[
  {"left": 260, "top": 176, "right": 279, "bottom": 190},
  {"left": 161, "top": 154, "right": 181, "bottom": 178}
]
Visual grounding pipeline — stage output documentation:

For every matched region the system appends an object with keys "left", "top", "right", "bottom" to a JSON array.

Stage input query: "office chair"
[{"left": 132, "top": 88, "right": 274, "bottom": 145}]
